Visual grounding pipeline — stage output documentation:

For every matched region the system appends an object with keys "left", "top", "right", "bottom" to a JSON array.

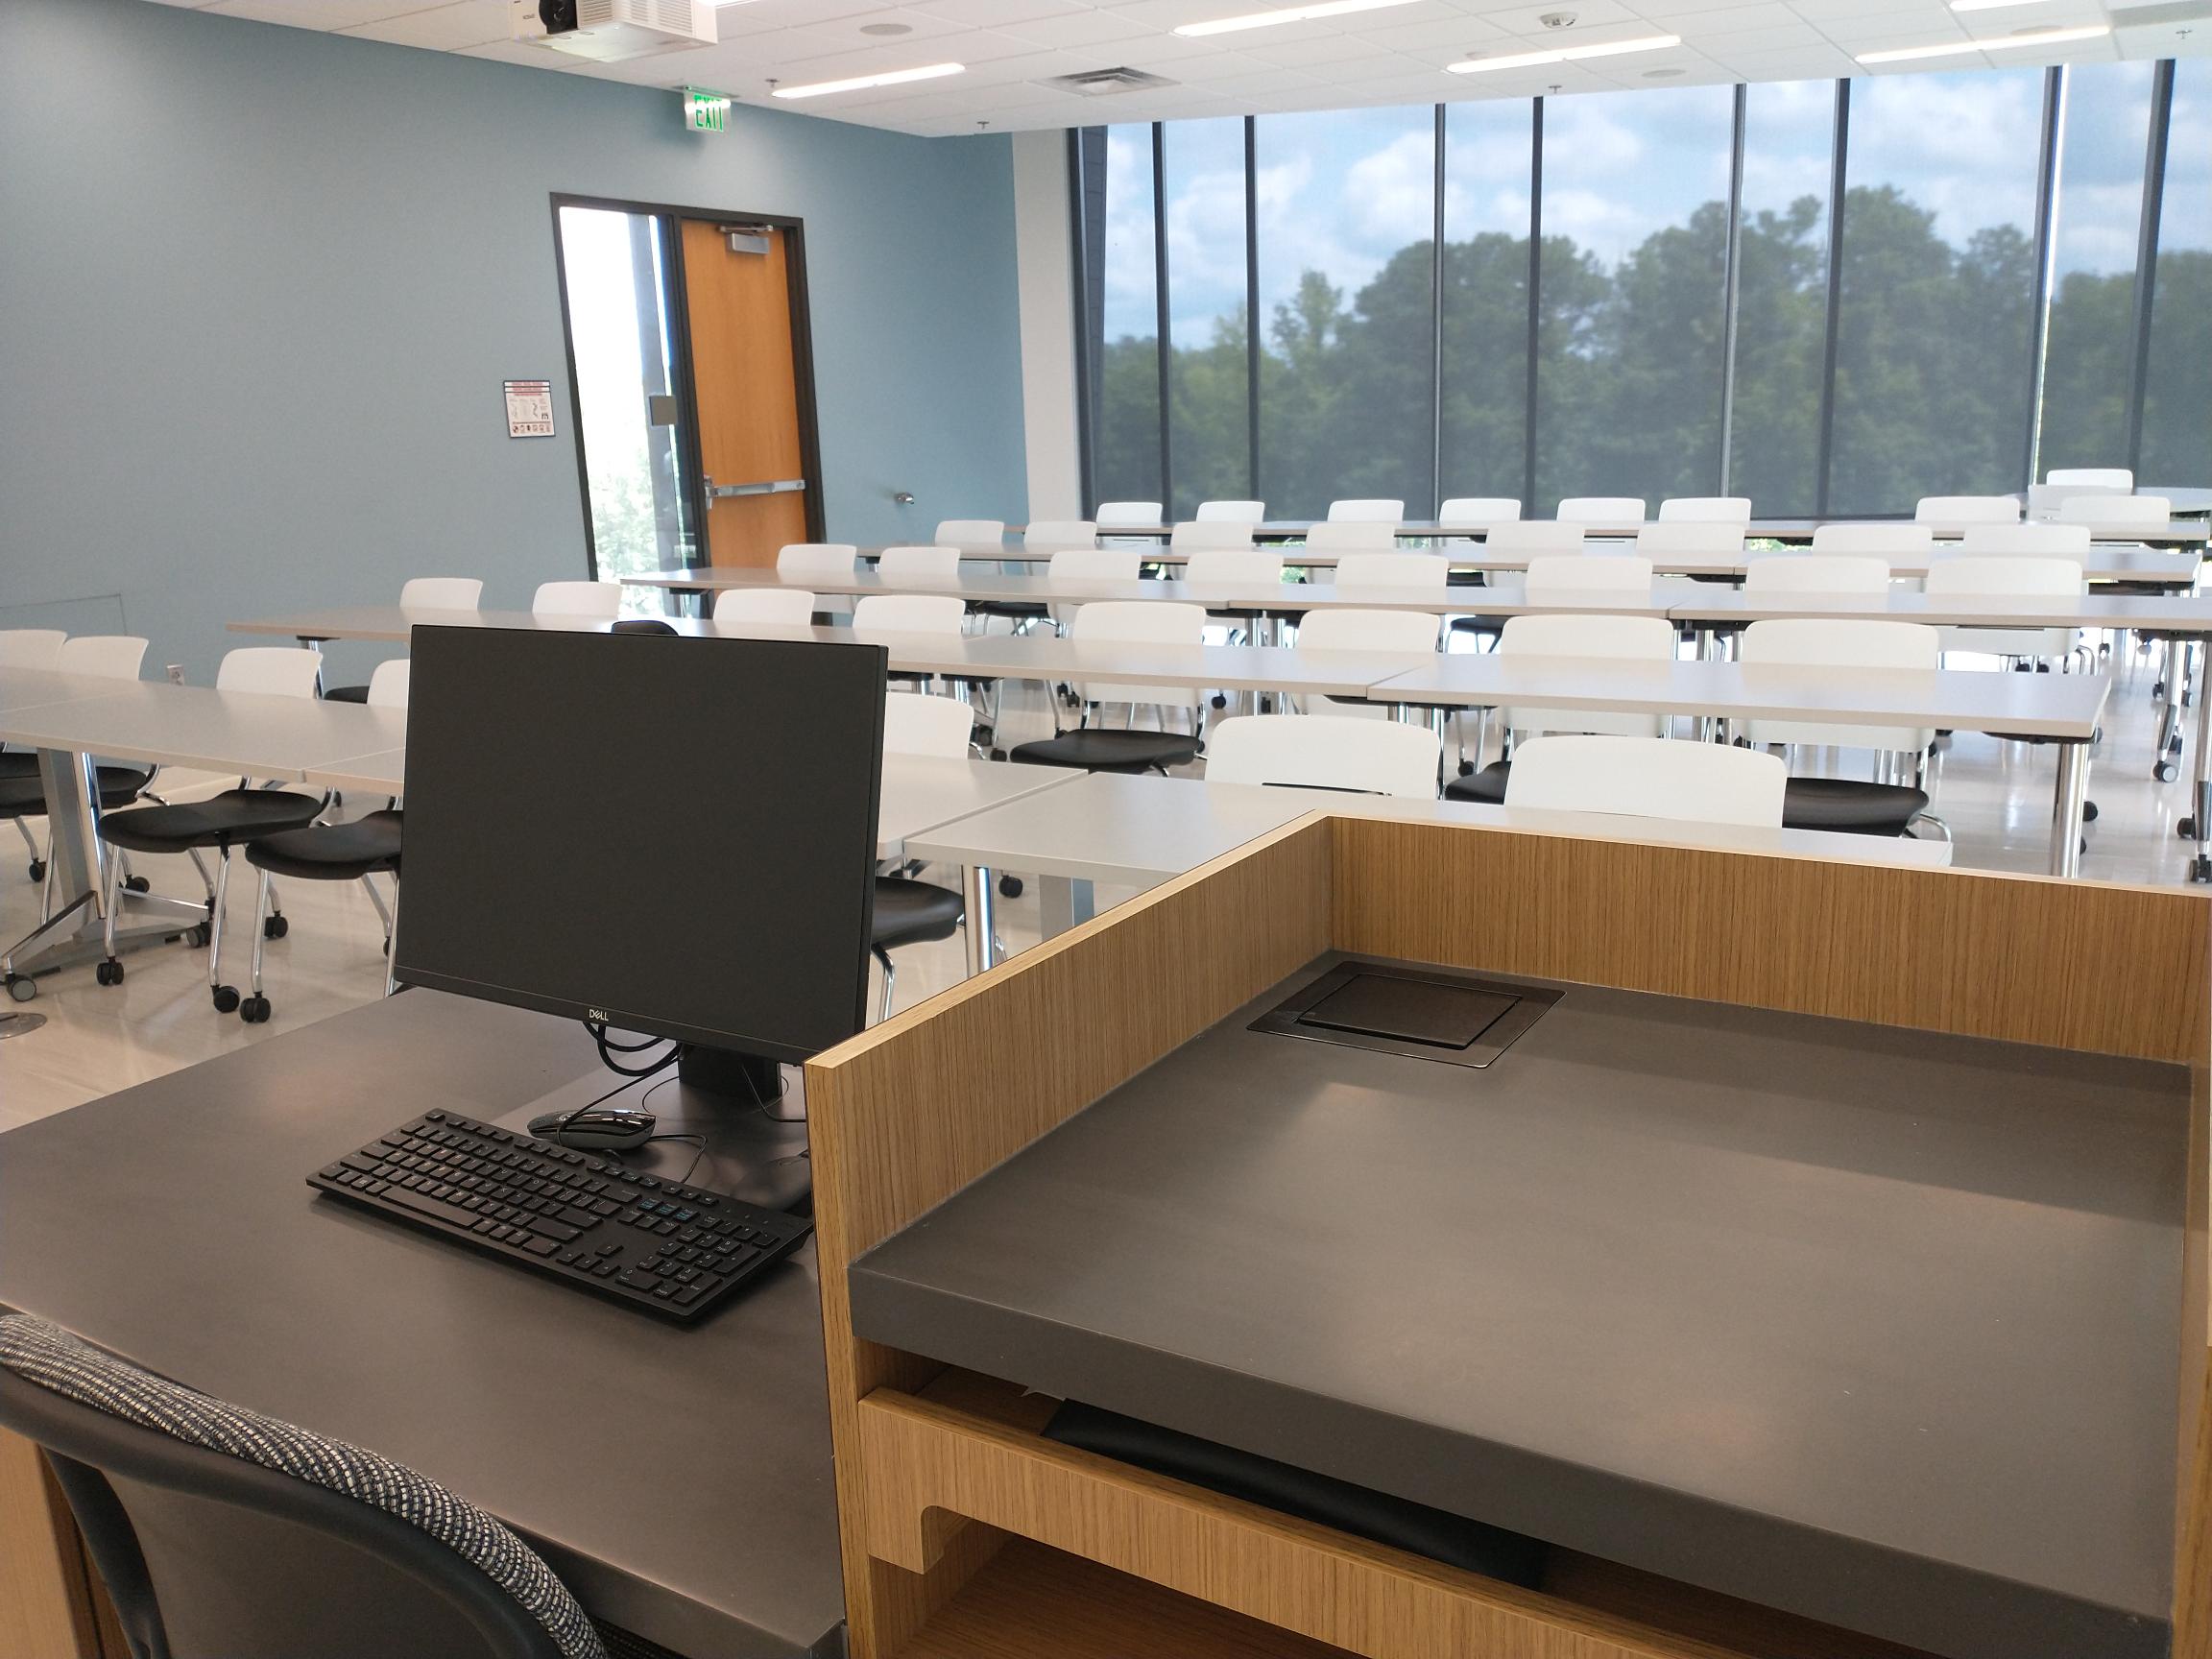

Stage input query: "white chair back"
[
  {"left": 1504, "top": 734, "right": 1786, "bottom": 827},
  {"left": 2057, "top": 493, "right": 2172, "bottom": 527},
  {"left": 1524, "top": 554, "right": 1653, "bottom": 594},
  {"left": 1635, "top": 522, "right": 1743, "bottom": 562},
  {"left": 854, "top": 594, "right": 967, "bottom": 635},
  {"left": 714, "top": 588, "right": 817, "bottom": 626},
  {"left": 1499, "top": 613, "right": 1674, "bottom": 739},
  {"left": 1325, "top": 499, "right": 1405, "bottom": 523},
  {"left": 1439, "top": 496, "right": 1521, "bottom": 522},
  {"left": 1194, "top": 500, "right": 1265, "bottom": 523},
  {"left": 1333, "top": 553, "right": 1447, "bottom": 592},
  {"left": 1925, "top": 555, "right": 2083, "bottom": 658},
  {"left": 934, "top": 519, "right": 1003, "bottom": 547},
  {"left": 1556, "top": 496, "right": 1646, "bottom": 523},
  {"left": 531, "top": 581, "right": 622, "bottom": 618},
  {"left": 1184, "top": 550, "right": 1285, "bottom": 587},
  {"left": 217, "top": 647, "right": 324, "bottom": 699},
  {"left": 1047, "top": 549, "right": 1141, "bottom": 583},
  {"left": 366, "top": 659, "right": 411, "bottom": 709},
  {"left": 1957, "top": 524, "right": 2092, "bottom": 556},
  {"left": 1294, "top": 608, "right": 1439, "bottom": 654},
  {"left": 0, "top": 630, "right": 66, "bottom": 669},
  {"left": 1811, "top": 523, "right": 1935, "bottom": 558},
  {"left": 1657, "top": 497, "right": 1752, "bottom": 523},
  {"left": 1068, "top": 600, "right": 1208, "bottom": 709},
  {"left": 1743, "top": 555, "right": 1892, "bottom": 594},
  {"left": 881, "top": 692, "right": 973, "bottom": 758},
  {"left": 1303, "top": 521, "right": 1398, "bottom": 554},
  {"left": 1023, "top": 521, "right": 1097, "bottom": 554},
  {"left": 1094, "top": 501, "right": 1163, "bottom": 528},
  {"left": 777, "top": 543, "right": 859, "bottom": 579},
  {"left": 1484, "top": 521, "right": 1586, "bottom": 558},
  {"left": 1916, "top": 495, "right": 2020, "bottom": 524},
  {"left": 1742, "top": 618, "right": 1938, "bottom": 752},
  {"left": 397, "top": 577, "right": 482, "bottom": 610},
  {"left": 876, "top": 545, "right": 963, "bottom": 582},
  {"left": 1206, "top": 714, "right": 1439, "bottom": 799},
  {"left": 2047, "top": 469, "right": 2132, "bottom": 490},
  {"left": 54, "top": 637, "right": 147, "bottom": 680},
  {"left": 1170, "top": 520, "right": 1257, "bottom": 552}
]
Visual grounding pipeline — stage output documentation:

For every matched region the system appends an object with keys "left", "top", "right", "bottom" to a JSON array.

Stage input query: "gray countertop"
[
  {"left": 0, "top": 991, "right": 845, "bottom": 1659},
  {"left": 850, "top": 954, "right": 2191, "bottom": 1659}
]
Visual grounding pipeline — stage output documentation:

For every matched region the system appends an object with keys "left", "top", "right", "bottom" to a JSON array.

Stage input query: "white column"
[{"left": 1012, "top": 130, "right": 1082, "bottom": 521}]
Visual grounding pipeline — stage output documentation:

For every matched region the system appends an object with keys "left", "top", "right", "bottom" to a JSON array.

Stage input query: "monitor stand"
[{"left": 491, "top": 1044, "right": 812, "bottom": 1214}]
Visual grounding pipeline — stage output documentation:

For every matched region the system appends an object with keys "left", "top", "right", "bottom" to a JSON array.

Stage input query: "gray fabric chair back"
[{"left": 0, "top": 1314, "right": 605, "bottom": 1659}]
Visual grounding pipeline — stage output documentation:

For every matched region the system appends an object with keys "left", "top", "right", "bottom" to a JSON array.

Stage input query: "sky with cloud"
[{"left": 1099, "top": 61, "right": 2179, "bottom": 351}]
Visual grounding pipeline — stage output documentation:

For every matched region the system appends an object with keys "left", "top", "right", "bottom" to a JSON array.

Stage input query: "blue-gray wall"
[{"left": 0, "top": 0, "right": 1028, "bottom": 683}]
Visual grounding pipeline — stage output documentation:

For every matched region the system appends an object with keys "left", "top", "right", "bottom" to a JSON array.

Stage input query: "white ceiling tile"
[
  {"left": 992, "top": 7, "right": 1160, "bottom": 45},
  {"left": 203, "top": 0, "right": 427, "bottom": 24},
  {"left": 907, "top": 0, "right": 1088, "bottom": 25},
  {"left": 339, "top": 2, "right": 510, "bottom": 49}
]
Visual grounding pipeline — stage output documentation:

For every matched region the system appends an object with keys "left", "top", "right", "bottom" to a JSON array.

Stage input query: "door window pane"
[
  {"left": 1253, "top": 106, "right": 1435, "bottom": 521},
  {"left": 1162, "top": 116, "right": 1252, "bottom": 517},
  {"left": 2142, "top": 60, "right": 2211, "bottom": 487},
  {"left": 1732, "top": 82, "right": 1835, "bottom": 516},
  {"left": 1532, "top": 86, "right": 1735, "bottom": 515},
  {"left": 1827, "top": 70, "right": 2045, "bottom": 514},
  {"left": 1081, "top": 125, "right": 1165, "bottom": 512},
  {"left": 556, "top": 205, "right": 693, "bottom": 580},
  {"left": 2039, "top": 63, "right": 2155, "bottom": 476},
  {"left": 1441, "top": 100, "right": 1534, "bottom": 507}
]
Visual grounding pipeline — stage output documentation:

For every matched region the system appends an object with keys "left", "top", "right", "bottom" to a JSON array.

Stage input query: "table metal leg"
[
  {"left": 2189, "top": 664, "right": 2212, "bottom": 882},
  {"left": 2050, "top": 740, "right": 2089, "bottom": 878},
  {"left": 1040, "top": 875, "right": 1095, "bottom": 938},
  {"left": 962, "top": 864, "right": 998, "bottom": 974}
]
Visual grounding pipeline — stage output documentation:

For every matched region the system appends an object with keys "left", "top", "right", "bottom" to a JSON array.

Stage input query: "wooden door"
[{"left": 680, "top": 220, "right": 811, "bottom": 568}]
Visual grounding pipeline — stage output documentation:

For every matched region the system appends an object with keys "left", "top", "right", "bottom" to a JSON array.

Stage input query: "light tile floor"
[{"left": 1, "top": 637, "right": 2198, "bottom": 1129}]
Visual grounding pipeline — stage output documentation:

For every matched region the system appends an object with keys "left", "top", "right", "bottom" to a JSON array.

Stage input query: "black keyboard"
[{"left": 308, "top": 1109, "right": 811, "bottom": 1322}]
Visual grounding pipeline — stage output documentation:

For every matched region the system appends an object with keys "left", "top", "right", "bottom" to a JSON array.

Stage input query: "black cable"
[{"left": 584, "top": 1020, "right": 680, "bottom": 1079}]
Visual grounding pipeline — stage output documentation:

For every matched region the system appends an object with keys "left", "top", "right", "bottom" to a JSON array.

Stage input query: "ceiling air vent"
[{"left": 1042, "top": 66, "right": 1176, "bottom": 95}]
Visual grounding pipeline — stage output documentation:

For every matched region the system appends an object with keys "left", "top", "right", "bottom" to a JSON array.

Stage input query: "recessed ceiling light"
[
  {"left": 859, "top": 21, "right": 914, "bottom": 34},
  {"left": 1854, "top": 21, "right": 2108, "bottom": 60},
  {"left": 769, "top": 61, "right": 965, "bottom": 97},
  {"left": 1950, "top": 0, "right": 2064, "bottom": 10},
  {"left": 1642, "top": 65, "right": 1685, "bottom": 76},
  {"left": 1447, "top": 32, "right": 1679, "bottom": 71},
  {"left": 1175, "top": 0, "right": 1419, "bottom": 38}
]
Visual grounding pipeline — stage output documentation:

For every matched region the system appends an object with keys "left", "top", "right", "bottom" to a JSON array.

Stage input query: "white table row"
[{"left": 908, "top": 770, "right": 1954, "bottom": 974}]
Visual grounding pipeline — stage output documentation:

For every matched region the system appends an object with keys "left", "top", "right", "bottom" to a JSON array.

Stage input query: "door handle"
[{"left": 703, "top": 478, "right": 806, "bottom": 499}]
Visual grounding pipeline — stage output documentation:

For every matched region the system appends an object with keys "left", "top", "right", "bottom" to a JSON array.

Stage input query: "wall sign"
[
  {"left": 503, "top": 379, "right": 555, "bottom": 439},
  {"left": 684, "top": 86, "right": 732, "bottom": 132}
]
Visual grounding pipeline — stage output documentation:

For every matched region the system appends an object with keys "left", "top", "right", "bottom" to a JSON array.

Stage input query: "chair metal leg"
[
  {"left": 873, "top": 946, "right": 896, "bottom": 1023},
  {"left": 362, "top": 874, "right": 394, "bottom": 939},
  {"left": 383, "top": 879, "right": 402, "bottom": 997},
  {"left": 186, "top": 848, "right": 216, "bottom": 903},
  {"left": 12, "top": 818, "right": 38, "bottom": 860},
  {"left": 206, "top": 852, "right": 238, "bottom": 1011},
  {"left": 249, "top": 869, "right": 272, "bottom": 998}
]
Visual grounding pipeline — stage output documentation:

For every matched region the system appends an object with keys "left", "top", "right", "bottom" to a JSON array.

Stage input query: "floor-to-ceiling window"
[
  {"left": 1254, "top": 106, "right": 1437, "bottom": 519},
  {"left": 1074, "top": 59, "right": 2205, "bottom": 521}
]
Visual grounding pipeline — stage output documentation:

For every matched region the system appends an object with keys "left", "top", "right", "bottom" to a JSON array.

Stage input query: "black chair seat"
[
  {"left": 1780, "top": 777, "right": 1929, "bottom": 835},
  {"left": 871, "top": 877, "right": 963, "bottom": 950},
  {"left": 246, "top": 810, "right": 403, "bottom": 880},
  {"left": 0, "top": 752, "right": 37, "bottom": 781},
  {"left": 968, "top": 600, "right": 1049, "bottom": 620},
  {"left": 1010, "top": 728, "right": 1202, "bottom": 774},
  {"left": 1442, "top": 761, "right": 1510, "bottom": 803},
  {"left": 0, "top": 765, "right": 154, "bottom": 820},
  {"left": 99, "top": 788, "right": 323, "bottom": 854},
  {"left": 323, "top": 684, "right": 372, "bottom": 704}
]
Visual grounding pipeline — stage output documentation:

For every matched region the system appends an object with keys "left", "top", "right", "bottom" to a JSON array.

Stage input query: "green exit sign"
[{"left": 683, "top": 86, "right": 731, "bottom": 132}]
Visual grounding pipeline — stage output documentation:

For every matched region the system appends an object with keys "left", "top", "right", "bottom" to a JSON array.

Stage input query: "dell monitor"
[{"left": 393, "top": 624, "right": 886, "bottom": 1105}]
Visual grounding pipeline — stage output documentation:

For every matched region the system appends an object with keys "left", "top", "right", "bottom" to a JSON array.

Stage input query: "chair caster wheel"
[
  {"left": 1456, "top": 759, "right": 1475, "bottom": 777},
  {"left": 262, "top": 914, "right": 289, "bottom": 940},
  {"left": 26, "top": 858, "right": 44, "bottom": 882},
  {"left": 212, "top": 985, "right": 240, "bottom": 1014},
  {"left": 186, "top": 923, "right": 211, "bottom": 949},
  {"left": 2193, "top": 855, "right": 2212, "bottom": 885},
  {"left": 2170, "top": 735, "right": 2185, "bottom": 756},
  {"left": 94, "top": 959, "right": 124, "bottom": 987},
  {"left": 125, "top": 875, "right": 150, "bottom": 893},
  {"left": 1210, "top": 694, "right": 1228, "bottom": 709},
  {"left": 990, "top": 748, "right": 1007, "bottom": 762},
  {"left": 239, "top": 995, "right": 271, "bottom": 1023},
  {"left": 2082, "top": 801, "right": 2099, "bottom": 823},
  {"left": 2155, "top": 761, "right": 2178, "bottom": 782},
  {"left": 5, "top": 974, "right": 36, "bottom": 1002},
  {"left": 998, "top": 875, "right": 1024, "bottom": 899},
  {"left": 2036, "top": 662, "right": 2051, "bottom": 673},
  {"left": 2154, "top": 681, "right": 2168, "bottom": 698},
  {"left": 2178, "top": 817, "right": 2198, "bottom": 840}
]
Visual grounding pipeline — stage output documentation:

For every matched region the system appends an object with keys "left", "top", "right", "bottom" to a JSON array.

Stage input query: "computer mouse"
[{"left": 528, "top": 1106, "right": 657, "bottom": 1150}]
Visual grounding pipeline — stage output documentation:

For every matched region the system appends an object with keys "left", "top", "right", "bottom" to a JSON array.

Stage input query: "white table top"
[
  {"left": 902, "top": 770, "right": 1951, "bottom": 886},
  {"left": 0, "top": 680, "right": 407, "bottom": 780},
  {"left": 1370, "top": 656, "right": 2109, "bottom": 739},
  {"left": 0, "top": 666, "right": 143, "bottom": 718},
  {"left": 1671, "top": 589, "right": 2212, "bottom": 633}
]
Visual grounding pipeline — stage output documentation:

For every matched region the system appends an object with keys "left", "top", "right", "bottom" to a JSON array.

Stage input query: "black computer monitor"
[{"left": 393, "top": 625, "right": 886, "bottom": 1087}]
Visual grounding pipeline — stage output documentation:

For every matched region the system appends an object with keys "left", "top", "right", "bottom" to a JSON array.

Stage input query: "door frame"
[{"left": 549, "top": 192, "right": 829, "bottom": 577}]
